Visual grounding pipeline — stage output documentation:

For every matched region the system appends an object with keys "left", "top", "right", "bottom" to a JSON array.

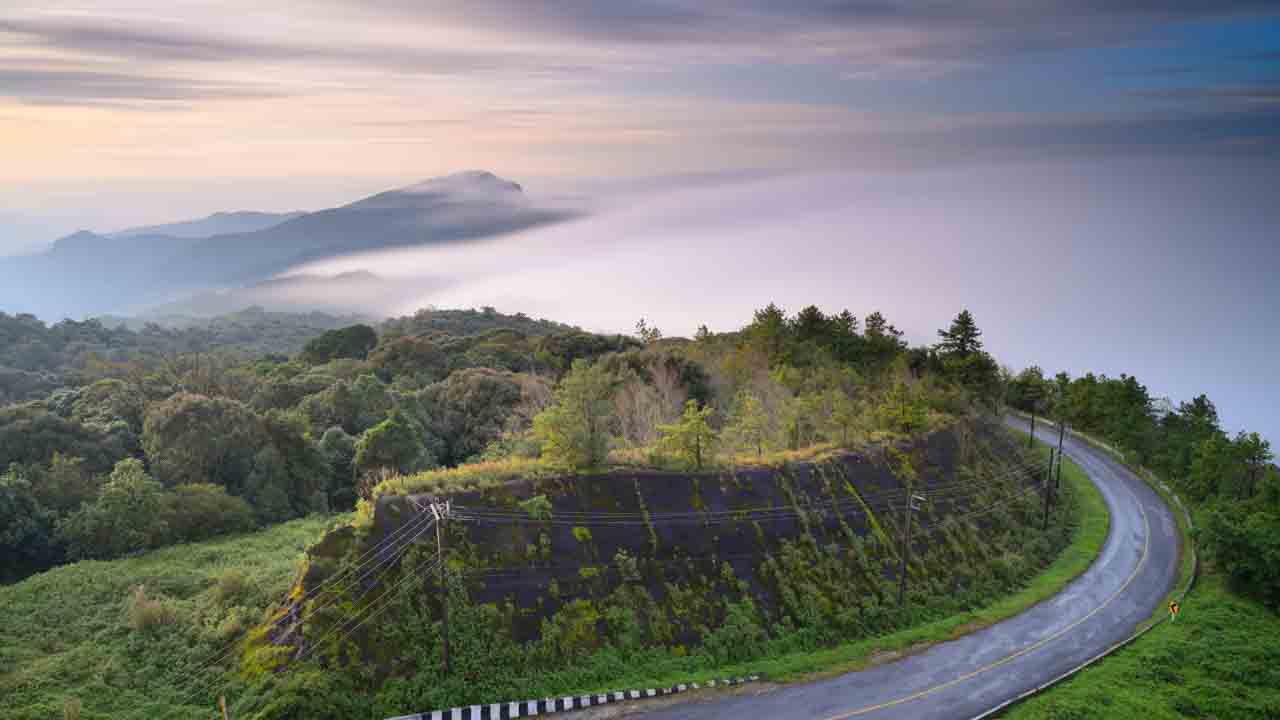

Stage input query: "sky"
[{"left": 1, "top": 2, "right": 1278, "bottom": 440}]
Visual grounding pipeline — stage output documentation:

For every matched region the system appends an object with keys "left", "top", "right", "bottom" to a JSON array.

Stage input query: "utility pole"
[
  {"left": 429, "top": 501, "right": 451, "bottom": 675},
  {"left": 1043, "top": 450, "right": 1055, "bottom": 530},
  {"left": 1056, "top": 419, "right": 1066, "bottom": 490},
  {"left": 898, "top": 492, "right": 926, "bottom": 607},
  {"left": 1028, "top": 404, "right": 1037, "bottom": 448},
  {"left": 218, "top": 696, "right": 230, "bottom": 720}
]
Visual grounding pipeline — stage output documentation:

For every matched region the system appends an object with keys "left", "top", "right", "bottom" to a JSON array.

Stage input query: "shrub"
[
  {"left": 127, "top": 585, "right": 178, "bottom": 633},
  {"left": 63, "top": 698, "right": 81, "bottom": 720},
  {"left": 161, "top": 483, "right": 256, "bottom": 544},
  {"left": 211, "top": 568, "right": 251, "bottom": 606},
  {"left": 215, "top": 608, "right": 247, "bottom": 642},
  {"left": 58, "top": 459, "right": 168, "bottom": 560}
]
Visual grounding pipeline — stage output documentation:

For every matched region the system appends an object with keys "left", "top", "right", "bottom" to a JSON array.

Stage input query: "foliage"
[
  {"left": 354, "top": 410, "right": 432, "bottom": 477},
  {"left": 935, "top": 309, "right": 983, "bottom": 357},
  {"left": 722, "top": 391, "right": 770, "bottom": 457},
  {"left": 518, "top": 494, "right": 553, "bottom": 520},
  {"left": 533, "top": 359, "right": 618, "bottom": 470},
  {"left": 1202, "top": 499, "right": 1280, "bottom": 610},
  {"left": 634, "top": 317, "right": 663, "bottom": 344},
  {"left": 426, "top": 367, "right": 527, "bottom": 465},
  {"left": 0, "top": 469, "right": 58, "bottom": 582},
  {"left": 1007, "top": 363, "right": 1278, "bottom": 609},
  {"left": 28, "top": 452, "right": 99, "bottom": 514},
  {"left": 57, "top": 458, "right": 168, "bottom": 560},
  {"left": 656, "top": 400, "right": 717, "bottom": 469},
  {"left": 0, "top": 516, "right": 337, "bottom": 720},
  {"left": 299, "top": 324, "right": 378, "bottom": 364},
  {"left": 142, "top": 392, "right": 263, "bottom": 490},
  {"left": 0, "top": 402, "right": 133, "bottom": 475},
  {"left": 380, "top": 307, "right": 574, "bottom": 341},
  {"left": 161, "top": 484, "right": 257, "bottom": 544},
  {"left": 876, "top": 382, "right": 928, "bottom": 435},
  {"left": 127, "top": 584, "right": 180, "bottom": 632}
]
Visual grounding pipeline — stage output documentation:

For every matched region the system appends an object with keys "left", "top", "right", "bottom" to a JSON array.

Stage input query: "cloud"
[
  {"left": 0, "top": 68, "right": 284, "bottom": 106},
  {"left": 338, "top": 0, "right": 1280, "bottom": 64},
  {"left": 283, "top": 158, "right": 1280, "bottom": 443},
  {"left": 1137, "top": 83, "right": 1280, "bottom": 104},
  {"left": 0, "top": 17, "right": 584, "bottom": 76}
]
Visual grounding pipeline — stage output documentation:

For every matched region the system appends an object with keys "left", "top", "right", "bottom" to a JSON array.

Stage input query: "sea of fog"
[{"left": 284, "top": 158, "right": 1279, "bottom": 444}]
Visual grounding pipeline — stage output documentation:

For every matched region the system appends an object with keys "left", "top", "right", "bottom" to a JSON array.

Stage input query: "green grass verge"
[
  {"left": 1000, "top": 571, "right": 1280, "bottom": 719},
  {"left": 0, "top": 516, "right": 342, "bottom": 720},
  {"left": 563, "top": 437, "right": 1110, "bottom": 693}
]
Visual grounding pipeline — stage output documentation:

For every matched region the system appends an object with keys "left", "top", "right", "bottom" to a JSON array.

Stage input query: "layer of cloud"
[
  {"left": 0, "top": 67, "right": 283, "bottom": 105},
  {"left": 283, "top": 157, "right": 1280, "bottom": 444},
  {"left": 345, "top": 0, "right": 1279, "bottom": 63}
]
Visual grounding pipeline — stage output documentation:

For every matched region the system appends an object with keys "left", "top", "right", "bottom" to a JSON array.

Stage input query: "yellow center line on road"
[{"left": 822, "top": 471, "right": 1150, "bottom": 720}]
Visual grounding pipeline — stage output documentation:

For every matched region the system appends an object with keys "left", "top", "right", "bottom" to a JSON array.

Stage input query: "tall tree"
[
  {"left": 354, "top": 410, "right": 429, "bottom": 477},
  {"left": 723, "top": 391, "right": 770, "bottom": 457},
  {"left": 936, "top": 309, "right": 984, "bottom": 358},
  {"left": 658, "top": 400, "right": 718, "bottom": 470},
  {"left": 1235, "top": 431, "right": 1273, "bottom": 498},
  {"left": 533, "top": 359, "right": 618, "bottom": 470},
  {"left": 57, "top": 458, "right": 168, "bottom": 560},
  {"left": 748, "top": 303, "right": 790, "bottom": 361},
  {"left": 300, "top": 324, "right": 378, "bottom": 364},
  {"left": 829, "top": 389, "right": 859, "bottom": 446},
  {"left": 0, "top": 469, "right": 58, "bottom": 582},
  {"left": 141, "top": 392, "right": 263, "bottom": 493},
  {"left": 634, "top": 318, "right": 663, "bottom": 344}
]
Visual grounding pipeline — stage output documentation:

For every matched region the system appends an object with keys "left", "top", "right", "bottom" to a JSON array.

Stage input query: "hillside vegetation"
[{"left": 0, "top": 516, "right": 339, "bottom": 720}]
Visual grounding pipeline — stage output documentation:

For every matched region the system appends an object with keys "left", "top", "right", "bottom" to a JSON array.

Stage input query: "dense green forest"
[
  {"left": 1006, "top": 368, "right": 1278, "bottom": 609},
  {"left": 0, "top": 302, "right": 1003, "bottom": 585}
]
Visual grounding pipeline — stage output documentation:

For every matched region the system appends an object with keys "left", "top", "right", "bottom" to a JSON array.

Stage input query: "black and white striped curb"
[{"left": 386, "top": 675, "right": 761, "bottom": 720}]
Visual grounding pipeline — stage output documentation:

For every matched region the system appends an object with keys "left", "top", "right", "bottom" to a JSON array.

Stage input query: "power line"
[{"left": 176, "top": 515, "right": 439, "bottom": 708}]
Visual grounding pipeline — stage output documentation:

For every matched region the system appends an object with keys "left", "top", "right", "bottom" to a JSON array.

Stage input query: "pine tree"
[
  {"left": 658, "top": 400, "right": 717, "bottom": 469},
  {"left": 936, "top": 309, "right": 984, "bottom": 358}
]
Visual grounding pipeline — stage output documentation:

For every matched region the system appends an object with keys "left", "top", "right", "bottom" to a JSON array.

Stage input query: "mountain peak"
[
  {"left": 51, "top": 230, "right": 102, "bottom": 252},
  {"left": 398, "top": 170, "right": 523, "bottom": 196}
]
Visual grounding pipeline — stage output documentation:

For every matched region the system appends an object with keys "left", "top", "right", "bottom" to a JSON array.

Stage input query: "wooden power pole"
[
  {"left": 1056, "top": 419, "right": 1066, "bottom": 489},
  {"left": 1043, "top": 449, "right": 1055, "bottom": 530},
  {"left": 898, "top": 492, "right": 926, "bottom": 607},
  {"left": 430, "top": 501, "right": 451, "bottom": 675}
]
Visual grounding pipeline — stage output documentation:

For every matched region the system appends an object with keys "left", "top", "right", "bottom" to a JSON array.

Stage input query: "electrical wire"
[{"left": 175, "top": 515, "right": 439, "bottom": 706}]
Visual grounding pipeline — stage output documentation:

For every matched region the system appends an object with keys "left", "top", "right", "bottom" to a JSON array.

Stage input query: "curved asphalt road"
[{"left": 630, "top": 415, "right": 1181, "bottom": 720}]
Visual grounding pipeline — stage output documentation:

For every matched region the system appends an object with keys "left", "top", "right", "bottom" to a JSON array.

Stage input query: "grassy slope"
[
  {"left": 0, "top": 516, "right": 340, "bottom": 720},
  {"left": 554, "top": 439, "right": 1110, "bottom": 693}
]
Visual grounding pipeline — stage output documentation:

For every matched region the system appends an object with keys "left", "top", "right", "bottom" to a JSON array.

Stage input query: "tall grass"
[{"left": 0, "top": 515, "right": 340, "bottom": 720}]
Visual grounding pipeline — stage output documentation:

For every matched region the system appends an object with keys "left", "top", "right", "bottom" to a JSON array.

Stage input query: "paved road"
[{"left": 630, "top": 415, "right": 1181, "bottom": 720}]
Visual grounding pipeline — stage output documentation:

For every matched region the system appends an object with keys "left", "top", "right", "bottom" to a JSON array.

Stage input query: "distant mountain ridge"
[
  {"left": 109, "top": 210, "right": 306, "bottom": 240},
  {"left": 0, "top": 171, "right": 575, "bottom": 321}
]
